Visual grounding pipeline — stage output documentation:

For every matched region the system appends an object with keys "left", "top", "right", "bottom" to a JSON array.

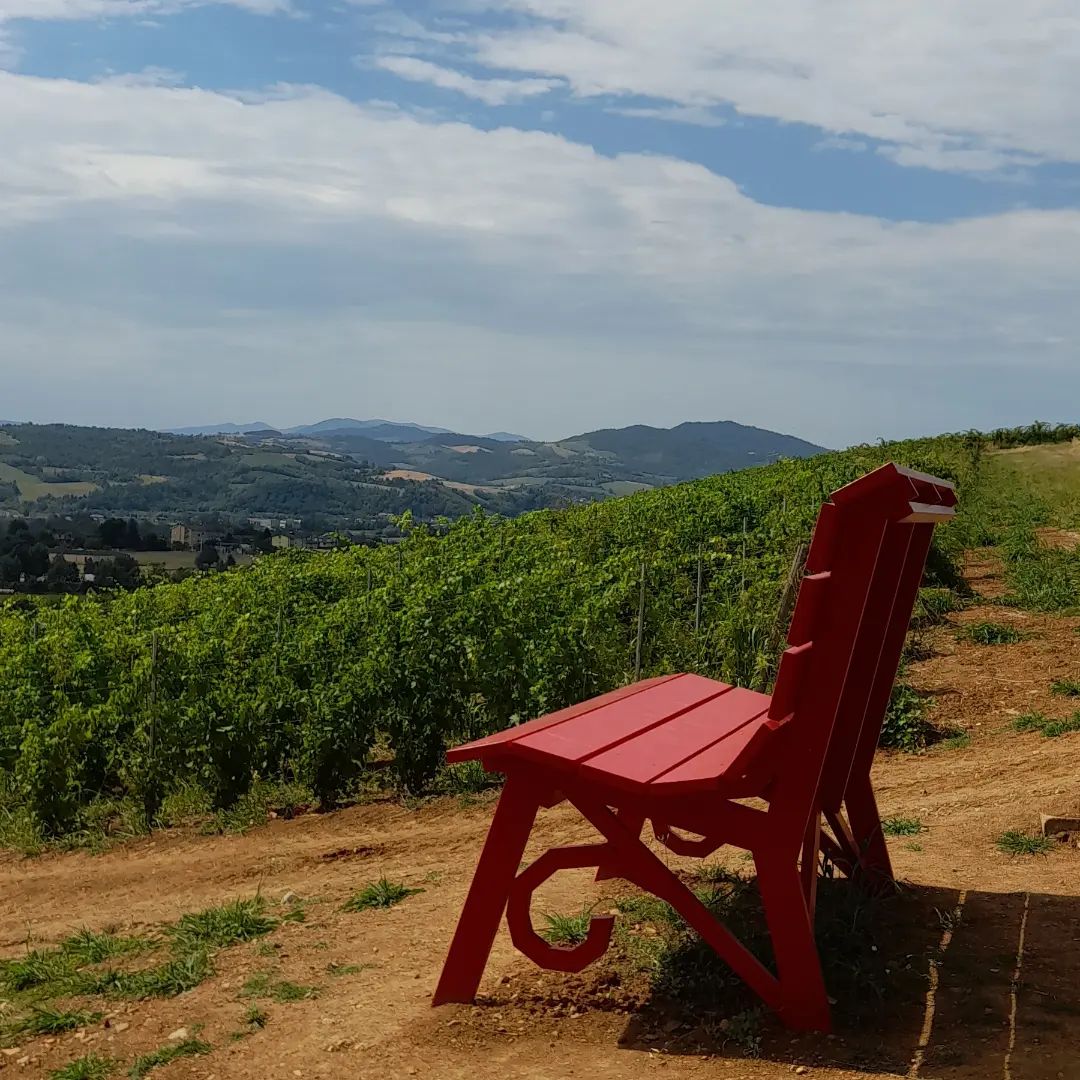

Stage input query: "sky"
[{"left": 1, "top": 2, "right": 1079, "bottom": 447}]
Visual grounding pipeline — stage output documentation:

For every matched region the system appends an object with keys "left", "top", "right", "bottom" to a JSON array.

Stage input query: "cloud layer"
[
  {"left": 1, "top": 67, "right": 1077, "bottom": 440},
  {"left": 366, "top": 0, "right": 1080, "bottom": 175}
]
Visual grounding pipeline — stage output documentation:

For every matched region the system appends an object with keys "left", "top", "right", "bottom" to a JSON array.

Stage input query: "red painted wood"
[
  {"left": 445, "top": 673, "right": 680, "bottom": 763},
  {"left": 510, "top": 673, "right": 730, "bottom": 766},
  {"left": 433, "top": 462, "right": 958, "bottom": 1036},
  {"left": 576, "top": 686, "right": 770, "bottom": 789}
]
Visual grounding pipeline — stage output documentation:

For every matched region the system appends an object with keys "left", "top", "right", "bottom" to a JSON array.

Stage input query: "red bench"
[{"left": 433, "top": 463, "right": 957, "bottom": 1032}]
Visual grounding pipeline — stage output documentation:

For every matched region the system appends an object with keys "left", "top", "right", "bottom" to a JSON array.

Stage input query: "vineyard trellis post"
[
  {"left": 694, "top": 544, "right": 704, "bottom": 634},
  {"left": 634, "top": 559, "right": 646, "bottom": 682}
]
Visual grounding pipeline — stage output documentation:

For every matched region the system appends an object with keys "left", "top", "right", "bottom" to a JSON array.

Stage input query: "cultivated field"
[{"left": 1, "top": 541, "right": 1078, "bottom": 1079}]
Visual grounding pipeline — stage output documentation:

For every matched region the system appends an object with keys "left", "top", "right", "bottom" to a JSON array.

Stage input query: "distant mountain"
[
  {"left": 564, "top": 421, "right": 827, "bottom": 478},
  {"left": 483, "top": 432, "right": 529, "bottom": 443},
  {"left": 285, "top": 418, "right": 453, "bottom": 441},
  {"left": 168, "top": 422, "right": 274, "bottom": 436}
]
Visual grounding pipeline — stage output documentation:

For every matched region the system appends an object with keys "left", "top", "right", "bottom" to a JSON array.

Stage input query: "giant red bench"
[{"left": 433, "top": 463, "right": 957, "bottom": 1032}]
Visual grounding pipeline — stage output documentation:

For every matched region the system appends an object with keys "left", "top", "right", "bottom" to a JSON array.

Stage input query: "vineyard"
[{"left": 0, "top": 424, "right": 1074, "bottom": 848}]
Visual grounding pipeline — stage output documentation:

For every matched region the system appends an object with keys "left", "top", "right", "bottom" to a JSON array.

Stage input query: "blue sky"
[{"left": 1, "top": 0, "right": 1079, "bottom": 445}]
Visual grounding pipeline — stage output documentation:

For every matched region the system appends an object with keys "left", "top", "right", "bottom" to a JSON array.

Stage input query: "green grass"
[
  {"left": 326, "top": 962, "right": 369, "bottom": 976},
  {"left": 166, "top": 897, "right": 277, "bottom": 951},
  {"left": 61, "top": 929, "right": 148, "bottom": 966},
  {"left": 0, "top": 948, "right": 76, "bottom": 992},
  {"left": 239, "top": 972, "right": 317, "bottom": 1003},
  {"left": 996, "top": 830, "right": 1055, "bottom": 856},
  {"left": 880, "top": 684, "right": 937, "bottom": 752},
  {"left": 49, "top": 1054, "right": 114, "bottom": 1080},
  {"left": 127, "top": 1039, "right": 210, "bottom": 1079},
  {"left": 1010, "top": 711, "right": 1080, "bottom": 738},
  {"left": 882, "top": 817, "right": 925, "bottom": 837},
  {"left": 7, "top": 1006, "right": 101, "bottom": 1038},
  {"left": 78, "top": 949, "right": 212, "bottom": 1000},
  {"left": 341, "top": 878, "right": 423, "bottom": 913},
  {"left": 540, "top": 908, "right": 594, "bottom": 946},
  {"left": 960, "top": 621, "right": 1025, "bottom": 645},
  {"left": 1051, "top": 678, "right": 1080, "bottom": 697},
  {"left": 905, "top": 842, "right": 924, "bottom": 853},
  {"left": 939, "top": 730, "right": 972, "bottom": 750}
]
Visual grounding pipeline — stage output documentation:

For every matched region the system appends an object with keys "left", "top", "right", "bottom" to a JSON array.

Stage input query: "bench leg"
[
  {"left": 432, "top": 777, "right": 540, "bottom": 1005},
  {"left": 844, "top": 773, "right": 894, "bottom": 890},
  {"left": 595, "top": 808, "right": 643, "bottom": 882},
  {"left": 755, "top": 850, "right": 831, "bottom": 1033}
]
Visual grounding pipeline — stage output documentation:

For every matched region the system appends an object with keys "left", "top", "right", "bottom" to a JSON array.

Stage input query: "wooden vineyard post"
[{"left": 634, "top": 560, "right": 646, "bottom": 682}]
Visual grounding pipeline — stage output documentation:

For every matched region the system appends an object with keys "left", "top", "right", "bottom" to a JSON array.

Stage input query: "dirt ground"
[{"left": 1, "top": 550, "right": 1078, "bottom": 1080}]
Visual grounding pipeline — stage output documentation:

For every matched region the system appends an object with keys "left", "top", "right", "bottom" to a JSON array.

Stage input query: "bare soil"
[{"left": 2, "top": 551, "right": 1078, "bottom": 1080}]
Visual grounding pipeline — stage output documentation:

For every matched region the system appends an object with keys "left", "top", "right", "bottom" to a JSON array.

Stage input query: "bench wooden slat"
[
  {"left": 511, "top": 673, "right": 729, "bottom": 766},
  {"left": 576, "top": 685, "right": 771, "bottom": 789}
]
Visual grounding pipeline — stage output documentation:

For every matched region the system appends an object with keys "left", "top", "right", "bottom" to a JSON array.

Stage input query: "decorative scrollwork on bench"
[{"left": 505, "top": 844, "right": 616, "bottom": 972}]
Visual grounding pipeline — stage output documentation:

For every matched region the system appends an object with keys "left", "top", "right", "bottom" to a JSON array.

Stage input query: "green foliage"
[
  {"left": 341, "top": 878, "right": 423, "bottom": 913},
  {"left": 879, "top": 684, "right": 935, "bottom": 752},
  {"left": 239, "top": 972, "right": 317, "bottom": 1003},
  {"left": 7, "top": 1006, "right": 100, "bottom": 1038},
  {"left": 881, "top": 817, "right": 924, "bottom": 837},
  {"left": 996, "top": 830, "right": 1055, "bottom": 856},
  {"left": 1011, "top": 711, "right": 1080, "bottom": 738},
  {"left": 540, "top": 907, "right": 595, "bottom": 946},
  {"left": 166, "top": 897, "right": 277, "bottom": 951},
  {"left": 79, "top": 949, "right": 212, "bottom": 1000},
  {"left": 0, "top": 430, "right": 993, "bottom": 840},
  {"left": 960, "top": 621, "right": 1025, "bottom": 645},
  {"left": 127, "top": 1039, "right": 210, "bottom": 1078},
  {"left": 1051, "top": 678, "right": 1080, "bottom": 697},
  {"left": 49, "top": 1055, "right": 115, "bottom": 1080}
]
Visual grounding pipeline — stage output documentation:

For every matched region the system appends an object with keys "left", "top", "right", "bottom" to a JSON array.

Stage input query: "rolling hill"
[{"left": 1, "top": 419, "right": 826, "bottom": 524}]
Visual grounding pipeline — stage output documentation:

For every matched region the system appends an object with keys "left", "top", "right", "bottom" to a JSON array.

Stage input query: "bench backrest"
[{"left": 767, "top": 463, "right": 957, "bottom": 818}]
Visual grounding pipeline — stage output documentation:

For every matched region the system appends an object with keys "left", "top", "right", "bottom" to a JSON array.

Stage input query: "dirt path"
[{"left": 1, "top": 551, "right": 1078, "bottom": 1079}]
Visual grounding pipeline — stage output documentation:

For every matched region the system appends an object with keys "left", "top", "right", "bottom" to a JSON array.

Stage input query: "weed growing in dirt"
[
  {"left": 913, "top": 588, "right": 961, "bottom": 627},
  {"left": 880, "top": 684, "right": 937, "bottom": 752},
  {"left": 167, "top": 897, "right": 277, "bottom": 951},
  {"left": 939, "top": 730, "right": 972, "bottom": 750},
  {"left": 7, "top": 1006, "right": 101, "bottom": 1039},
  {"left": 882, "top": 817, "right": 924, "bottom": 837},
  {"left": 244, "top": 1004, "right": 269, "bottom": 1028},
  {"left": 127, "top": 1038, "right": 210, "bottom": 1079},
  {"left": 1051, "top": 678, "right": 1080, "bottom": 697},
  {"left": 49, "top": 1054, "right": 114, "bottom": 1080},
  {"left": 79, "top": 949, "right": 212, "bottom": 1000},
  {"left": 435, "top": 761, "right": 501, "bottom": 797},
  {"left": 1010, "top": 712, "right": 1080, "bottom": 738},
  {"left": 540, "top": 907, "right": 595, "bottom": 946},
  {"left": 0, "top": 948, "right": 77, "bottom": 993},
  {"left": 906, "top": 843, "right": 924, "bottom": 853},
  {"left": 239, "top": 971, "right": 317, "bottom": 1003},
  {"left": 997, "top": 830, "right": 1055, "bottom": 856},
  {"left": 326, "top": 962, "right": 370, "bottom": 976},
  {"left": 960, "top": 621, "right": 1025, "bottom": 645},
  {"left": 341, "top": 878, "right": 423, "bottom": 913},
  {"left": 61, "top": 930, "right": 147, "bottom": 966},
  {"left": 718, "top": 1008, "right": 764, "bottom": 1057}
]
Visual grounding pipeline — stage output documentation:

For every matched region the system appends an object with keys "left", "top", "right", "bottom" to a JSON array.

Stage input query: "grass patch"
[
  {"left": 996, "top": 830, "right": 1055, "bottom": 856},
  {"left": 49, "top": 1054, "right": 114, "bottom": 1080},
  {"left": 341, "top": 878, "right": 423, "bottom": 913},
  {"left": 0, "top": 947, "right": 77, "bottom": 993},
  {"left": 62, "top": 929, "right": 148, "bottom": 966},
  {"left": 540, "top": 907, "right": 595, "bottom": 946},
  {"left": 127, "top": 1038, "right": 210, "bottom": 1079},
  {"left": 167, "top": 897, "right": 277, "bottom": 951},
  {"left": 905, "top": 842, "right": 924, "bottom": 853},
  {"left": 7, "top": 1006, "right": 101, "bottom": 1038},
  {"left": 239, "top": 972, "right": 317, "bottom": 1003},
  {"left": 960, "top": 621, "right": 1025, "bottom": 645},
  {"left": 939, "top": 730, "right": 972, "bottom": 750},
  {"left": 202, "top": 781, "right": 313, "bottom": 835},
  {"left": 1010, "top": 711, "right": 1080, "bottom": 738},
  {"left": 1051, "top": 678, "right": 1080, "bottom": 697},
  {"left": 326, "top": 962, "right": 370, "bottom": 976},
  {"left": 879, "top": 684, "right": 937, "bottom": 752},
  {"left": 79, "top": 949, "right": 212, "bottom": 1000},
  {"left": 882, "top": 817, "right": 924, "bottom": 837}
]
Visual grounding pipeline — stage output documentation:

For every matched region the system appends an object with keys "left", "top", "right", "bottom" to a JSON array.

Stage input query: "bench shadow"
[{"left": 613, "top": 881, "right": 1080, "bottom": 1078}]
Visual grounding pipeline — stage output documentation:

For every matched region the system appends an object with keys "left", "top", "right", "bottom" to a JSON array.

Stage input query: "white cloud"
[
  {"left": 389, "top": 0, "right": 1080, "bottom": 175},
  {"left": 0, "top": 0, "right": 290, "bottom": 23},
  {"left": 1, "top": 71, "right": 1078, "bottom": 441},
  {"left": 373, "top": 55, "right": 560, "bottom": 106},
  {"left": 608, "top": 104, "right": 725, "bottom": 128}
]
